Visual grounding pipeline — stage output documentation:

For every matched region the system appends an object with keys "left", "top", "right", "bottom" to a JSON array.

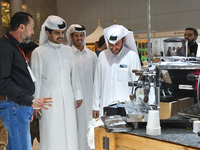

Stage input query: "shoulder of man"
[
  {"left": 85, "top": 47, "right": 97, "bottom": 56},
  {"left": 0, "top": 35, "right": 11, "bottom": 45},
  {"left": 124, "top": 47, "right": 138, "bottom": 55}
]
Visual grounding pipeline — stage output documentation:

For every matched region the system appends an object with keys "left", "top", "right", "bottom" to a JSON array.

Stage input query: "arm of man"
[
  {"left": 70, "top": 48, "right": 83, "bottom": 103},
  {"left": 30, "top": 48, "right": 53, "bottom": 110},
  {"left": 92, "top": 58, "right": 101, "bottom": 118},
  {"left": 92, "top": 52, "right": 98, "bottom": 81},
  {"left": 31, "top": 48, "right": 42, "bottom": 99}
]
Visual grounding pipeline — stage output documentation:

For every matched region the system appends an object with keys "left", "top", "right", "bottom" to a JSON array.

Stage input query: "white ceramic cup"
[
  {"left": 146, "top": 110, "right": 161, "bottom": 135},
  {"left": 193, "top": 120, "right": 200, "bottom": 133}
]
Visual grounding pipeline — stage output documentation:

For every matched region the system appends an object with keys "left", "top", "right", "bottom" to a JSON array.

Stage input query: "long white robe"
[
  {"left": 92, "top": 46, "right": 141, "bottom": 117},
  {"left": 72, "top": 45, "right": 97, "bottom": 150},
  {"left": 31, "top": 40, "right": 83, "bottom": 150}
]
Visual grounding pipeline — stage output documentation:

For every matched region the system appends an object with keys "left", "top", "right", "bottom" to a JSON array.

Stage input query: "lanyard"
[{"left": 4, "top": 35, "right": 28, "bottom": 65}]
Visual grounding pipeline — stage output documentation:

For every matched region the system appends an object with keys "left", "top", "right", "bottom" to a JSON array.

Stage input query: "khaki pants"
[{"left": 0, "top": 117, "right": 8, "bottom": 150}]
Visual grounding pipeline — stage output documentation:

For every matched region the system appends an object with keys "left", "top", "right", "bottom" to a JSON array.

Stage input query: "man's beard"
[
  {"left": 23, "top": 38, "right": 31, "bottom": 44},
  {"left": 110, "top": 45, "right": 123, "bottom": 55},
  {"left": 187, "top": 38, "right": 195, "bottom": 47},
  {"left": 23, "top": 34, "right": 32, "bottom": 44}
]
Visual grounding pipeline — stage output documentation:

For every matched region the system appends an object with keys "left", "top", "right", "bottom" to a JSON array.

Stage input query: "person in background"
[
  {"left": 95, "top": 35, "right": 107, "bottom": 57},
  {"left": 0, "top": 12, "right": 52, "bottom": 150},
  {"left": 23, "top": 42, "right": 40, "bottom": 146},
  {"left": 171, "top": 47, "right": 176, "bottom": 56},
  {"left": 167, "top": 46, "right": 172, "bottom": 56},
  {"left": 184, "top": 27, "right": 198, "bottom": 57},
  {"left": 66, "top": 24, "right": 97, "bottom": 150},
  {"left": 94, "top": 41, "right": 99, "bottom": 51},
  {"left": 31, "top": 16, "right": 83, "bottom": 150},
  {"left": 177, "top": 41, "right": 187, "bottom": 56},
  {"left": 92, "top": 24, "right": 141, "bottom": 118}
]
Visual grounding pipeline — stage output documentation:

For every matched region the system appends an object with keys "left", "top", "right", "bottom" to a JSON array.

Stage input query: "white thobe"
[
  {"left": 92, "top": 46, "right": 141, "bottom": 117},
  {"left": 72, "top": 45, "right": 97, "bottom": 150},
  {"left": 31, "top": 40, "right": 83, "bottom": 150}
]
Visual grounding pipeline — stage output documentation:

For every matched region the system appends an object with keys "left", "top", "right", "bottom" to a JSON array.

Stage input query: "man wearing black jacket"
[
  {"left": 184, "top": 27, "right": 198, "bottom": 57},
  {"left": 0, "top": 12, "right": 52, "bottom": 150}
]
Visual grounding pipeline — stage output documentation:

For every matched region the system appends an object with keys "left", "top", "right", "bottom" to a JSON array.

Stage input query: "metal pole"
[{"left": 147, "top": 0, "right": 151, "bottom": 63}]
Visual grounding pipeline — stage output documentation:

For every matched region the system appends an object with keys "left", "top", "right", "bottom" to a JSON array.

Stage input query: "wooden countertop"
[{"left": 94, "top": 125, "right": 200, "bottom": 150}]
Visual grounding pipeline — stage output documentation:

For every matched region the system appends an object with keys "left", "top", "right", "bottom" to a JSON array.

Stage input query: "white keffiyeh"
[
  {"left": 39, "top": 15, "right": 67, "bottom": 45},
  {"left": 104, "top": 24, "right": 138, "bottom": 55}
]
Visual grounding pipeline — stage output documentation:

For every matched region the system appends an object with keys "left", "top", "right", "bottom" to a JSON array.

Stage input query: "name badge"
[
  {"left": 119, "top": 64, "right": 127, "bottom": 68},
  {"left": 27, "top": 65, "right": 36, "bottom": 82}
]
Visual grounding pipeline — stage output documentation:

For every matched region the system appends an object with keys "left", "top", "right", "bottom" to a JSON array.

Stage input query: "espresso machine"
[
  {"left": 126, "top": 66, "right": 158, "bottom": 122},
  {"left": 126, "top": 37, "right": 200, "bottom": 123}
]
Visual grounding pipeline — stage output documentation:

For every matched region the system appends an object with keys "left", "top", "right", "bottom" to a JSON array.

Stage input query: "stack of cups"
[
  {"left": 193, "top": 120, "right": 200, "bottom": 133},
  {"left": 146, "top": 110, "right": 161, "bottom": 135}
]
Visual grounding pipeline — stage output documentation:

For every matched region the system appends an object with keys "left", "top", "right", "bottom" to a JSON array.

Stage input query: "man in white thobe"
[
  {"left": 93, "top": 24, "right": 141, "bottom": 118},
  {"left": 31, "top": 15, "right": 83, "bottom": 150},
  {"left": 66, "top": 24, "right": 97, "bottom": 150}
]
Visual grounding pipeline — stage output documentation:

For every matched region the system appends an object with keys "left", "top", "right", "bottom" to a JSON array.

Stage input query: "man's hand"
[
  {"left": 30, "top": 115, "right": 33, "bottom": 122},
  {"left": 76, "top": 100, "right": 83, "bottom": 108},
  {"left": 32, "top": 97, "right": 53, "bottom": 110},
  {"left": 93, "top": 110, "right": 99, "bottom": 118},
  {"left": 33, "top": 109, "right": 41, "bottom": 118}
]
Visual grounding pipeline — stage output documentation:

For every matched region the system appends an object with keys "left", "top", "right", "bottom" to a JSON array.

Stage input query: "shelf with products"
[{"left": 137, "top": 39, "right": 148, "bottom": 61}]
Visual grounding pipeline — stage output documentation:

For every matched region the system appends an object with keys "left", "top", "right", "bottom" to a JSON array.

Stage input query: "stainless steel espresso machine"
[
  {"left": 126, "top": 38, "right": 200, "bottom": 123},
  {"left": 126, "top": 61, "right": 200, "bottom": 123}
]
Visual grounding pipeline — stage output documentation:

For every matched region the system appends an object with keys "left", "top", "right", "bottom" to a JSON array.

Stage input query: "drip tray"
[{"left": 160, "top": 95, "right": 174, "bottom": 102}]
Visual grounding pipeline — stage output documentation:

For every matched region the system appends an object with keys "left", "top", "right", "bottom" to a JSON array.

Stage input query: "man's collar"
[
  {"left": 6, "top": 33, "right": 21, "bottom": 47},
  {"left": 47, "top": 40, "right": 62, "bottom": 48},
  {"left": 72, "top": 45, "right": 87, "bottom": 53},
  {"left": 190, "top": 42, "right": 197, "bottom": 48}
]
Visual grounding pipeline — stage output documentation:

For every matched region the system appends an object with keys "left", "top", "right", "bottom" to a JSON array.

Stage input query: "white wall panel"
[
  {"left": 190, "top": 10, "right": 200, "bottom": 28},
  {"left": 57, "top": 0, "right": 200, "bottom": 38},
  {"left": 167, "top": 0, "right": 179, "bottom": 13},
  {"left": 103, "top": 20, "right": 113, "bottom": 29},
  {"left": 156, "top": 14, "right": 168, "bottom": 31},
  {"left": 96, "top": 0, "right": 105, "bottom": 21},
  {"left": 167, "top": 13, "right": 178, "bottom": 31},
  {"left": 137, "top": 16, "right": 147, "bottom": 32},
  {"left": 83, "top": 1, "right": 91, "bottom": 23},
  {"left": 111, "top": 0, "right": 120, "bottom": 19},
  {"left": 190, "top": 0, "right": 200, "bottom": 10},
  {"left": 150, "top": 0, "right": 157, "bottom": 16},
  {"left": 178, "top": 0, "right": 190, "bottom": 12},
  {"left": 129, "top": 17, "right": 138, "bottom": 31},
  {"left": 119, "top": 0, "right": 129, "bottom": 19},
  {"left": 137, "top": 0, "right": 147, "bottom": 17},
  {"left": 151, "top": 15, "right": 157, "bottom": 32},
  {"left": 104, "top": 0, "right": 113, "bottom": 21},
  {"left": 178, "top": 12, "right": 190, "bottom": 29},
  {"left": 128, "top": 0, "right": 138, "bottom": 18},
  {"left": 76, "top": 0, "right": 84, "bottom": 23},
  {"left": 156, "top": 0, "right": 167, "bottom": 15}
]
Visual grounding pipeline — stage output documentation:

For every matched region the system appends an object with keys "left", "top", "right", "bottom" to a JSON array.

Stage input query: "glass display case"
[{"left": 163, "top": 37, "right": 188, "bottom": 57}]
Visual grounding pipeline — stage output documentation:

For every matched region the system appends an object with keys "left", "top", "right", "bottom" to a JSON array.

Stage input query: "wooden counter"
[{"left": 94, "top": 126, "right": 200, "bottom": 150}]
